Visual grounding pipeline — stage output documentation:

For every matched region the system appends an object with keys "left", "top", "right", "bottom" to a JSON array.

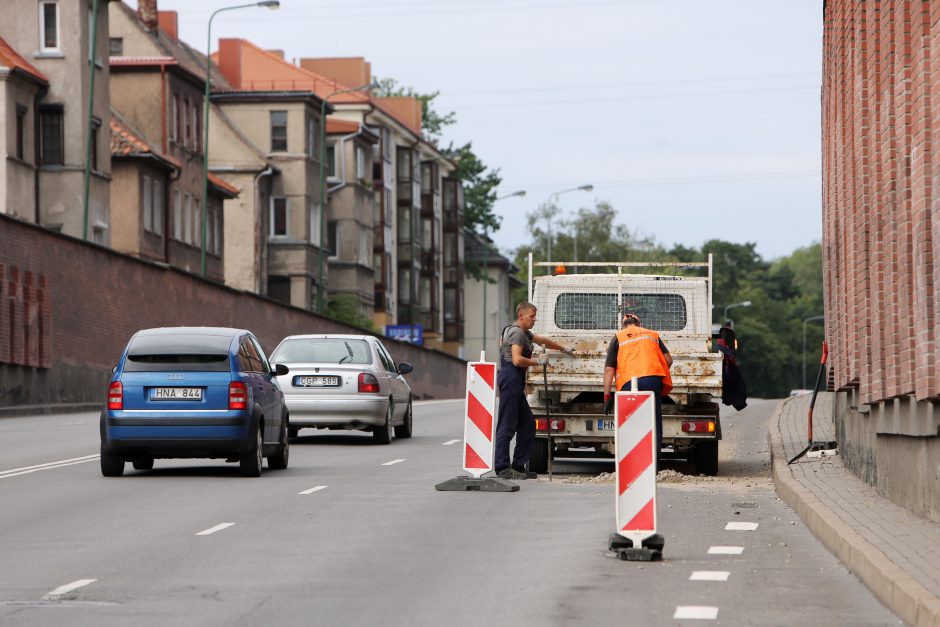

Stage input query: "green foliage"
[
  {"left": 511, "top": 202, "right": 825, "bottom": 397},
  {"left": 326, "top": 294, "right": 376, "bottom": 332}
]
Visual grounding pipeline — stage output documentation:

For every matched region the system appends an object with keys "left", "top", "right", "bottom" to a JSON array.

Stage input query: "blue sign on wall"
[{"left": 385, "top": 324, "right": 424, "bottom": 346}]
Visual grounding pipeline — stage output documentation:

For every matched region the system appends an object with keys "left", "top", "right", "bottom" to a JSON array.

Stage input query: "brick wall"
[
  {"left": 823, "top": 0, "right": 939, "bottom": 404},
  {"left": 0, "top": 214, "right": 466, "bottom": 410}
]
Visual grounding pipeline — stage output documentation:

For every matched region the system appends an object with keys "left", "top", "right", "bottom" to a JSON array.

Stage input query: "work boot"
[{"left": 498, "top": 468, "right": 527, "bottom": 480}]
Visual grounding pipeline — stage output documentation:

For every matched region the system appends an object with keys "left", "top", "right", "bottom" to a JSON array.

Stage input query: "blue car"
[{"left": 100, "top": 327, "right": 290, "bottom": 477}]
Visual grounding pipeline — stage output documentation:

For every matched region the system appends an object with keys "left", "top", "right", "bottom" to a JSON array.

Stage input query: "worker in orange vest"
[{"left": 603, "top": 308, "right": 673, "bottom": 469}]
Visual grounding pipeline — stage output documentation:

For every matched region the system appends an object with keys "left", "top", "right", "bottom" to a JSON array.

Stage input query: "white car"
[{"left": 270, "top": 334, "right": 414, "bottom": 444}]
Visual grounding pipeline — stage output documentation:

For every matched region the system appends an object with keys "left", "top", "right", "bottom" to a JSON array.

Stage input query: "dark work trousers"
[
  {"left": 620, "top": 375, "right": 664, "bottom": 468},
  {"left": 494, "top": 381, "right": 535, "bottom": 472}
]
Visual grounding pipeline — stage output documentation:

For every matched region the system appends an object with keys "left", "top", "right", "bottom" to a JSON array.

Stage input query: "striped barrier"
[
  {"left": 611, "top": 389, "right": 662, "bottom": 560},
  {"left": 436, "top": 358, "right": 517, "bottom": 492},
  {"left": 463, "top": 361, "right": 496, "bottom": 478}
]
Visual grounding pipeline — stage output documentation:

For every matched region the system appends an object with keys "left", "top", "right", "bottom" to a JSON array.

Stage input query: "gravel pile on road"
[{"left": 537, "top": 469, "right": 720, "bottom": 485}]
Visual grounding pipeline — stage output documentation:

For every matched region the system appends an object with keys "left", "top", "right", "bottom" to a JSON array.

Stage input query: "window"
[
  {"left": 143, "top": 175, "right": 153, "bottom": 231},
  {"left": 173, "top": 189, "right": 181, "bottom": 240},
  {"left": 359, "top": 228, "right": 370, "bottom": 266},
  {"left": 326, "top": 220, "right": 338, "bottom": 257},
  {"left": 270, "top": 110, "right": 287, "bottom": 151},
  {"left": 39, "top": 1, "right": 59, "bottom": 52},
  {"left": 193, "top": 198, "right": 201, "bottom": 246},
  {"left": 249, "top": 337, "right": 271, "bottom": 373},
  {"left": 212, "top": 208, "right": 220, "bottom": 254},
  {"left": 552, "top": 293, "right": 688, "bottom": 331},
  {"left": 183, "top": 97, "right": 191, "bottom": 148},
  {"left": 152, "top": 178, "right": 163, "bottom": 235},
  {"left": 239, "top": 338, "right": 264, "bottom": 373},
  {"left": 172, "top": 94, "right": 180, "bottom": 143},
  {"left": 109, "top": 37, "right": 123, "bottom": 56},
  {"left": 309, "top": 203, "right": 320, "bottom": 245},
  {"left": 325, "top": 144, "right": 336, "bottom": 177},
  {"left": 193, "top": 101, "right": 201, "bottom": 153},
  {"left": 90, "top": 118, "right": 100, "bottom": 172},
  {"left": 39, "top": 106, "right": 63, "bottom": 165},
  {"left": 308, "top": 117, "right": 317, "bottom": 158},
  {"left": 183, "top": 193, "right": 192, "bottom": 244},
  {"left": 356, "top": 145, "right": 366, "bottom": 180},
  {"left": 271, "top": 338, "right": 373, "bottom": 365},
  {"left": 15, "top": 105, "right": 27, "bottom": 160},
  {"left": 267, "top": 276, "right": 291, "bottom": 304},
  {"left": 271, "top": 197, "right": 288, "bottom": 237}
]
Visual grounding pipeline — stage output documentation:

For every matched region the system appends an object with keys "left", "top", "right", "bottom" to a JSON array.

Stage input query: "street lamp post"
[
  {"left": 482, "top": 190, "right": 525, "bottom": 353},
  {"left": 201, "top": 1, "right": 280, "bottom": 277},
  {"left": 723, "top": 300, "right": 752, "bottom": 328},
  {"left": 317, "top": 82, "right": 378, "bottom": 314},
  {"left": 545, "top": 184, "right": 592, "bottom": 264},
  {"left": 802, "top": 315, "right": 825, "bottom": 389}
]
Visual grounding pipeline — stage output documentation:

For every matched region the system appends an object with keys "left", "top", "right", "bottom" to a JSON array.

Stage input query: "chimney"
[
  {"left": 157, "top": 11, "right": 178, "bottom": 41},
  {"left": 137, "top": 0, "right": 158, "bottom": 33},
  {"left": 267, "top": 50, "right": 284, "bottom": 59},
  {"left": 216, "top": 39, "right": 242, "bottom": 90},
  {"left": 300, "top": 58, "right": 371, "bottom": 89}
]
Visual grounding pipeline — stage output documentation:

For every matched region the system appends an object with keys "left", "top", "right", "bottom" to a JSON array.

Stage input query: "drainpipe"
[
  {"left": 254, "top": 166, "right": 274, "bottom": 294},
  {"left": 33, "top": 88, "right": 44, "bottom": 224},
  {"left": 82, "top": 0, "right": 100, "bottom": 241},
  {"left": 160, "top": 63, "right": 167, "bottom": 153}
]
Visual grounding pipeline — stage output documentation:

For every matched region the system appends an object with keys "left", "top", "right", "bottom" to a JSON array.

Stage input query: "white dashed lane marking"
[
  {"left": 196, "top": 522, "right": 235, "bottom": 536},
  {"left": 42, "top": 579, "right": 97, "bottom": 600},
  {"left": 690, "top": 571, "right": 730, "bottom": 581},
  {"left": 707, "top": 546, "right": 744, "bottom": 555},
  {"left": 298, "top": 486, "right": 328, "bottom": 495},
  {"left": 442, "top": 439, "right": 460, "bottom": 446},
  {"left": 725, "top": 521, "right": 759, "bottom": 531},
  {"left": 674, "top": 606, "right": 719, "bottom": 620},
  {"left": 0, "top": 455, "right": 99, "bottom": 479},
  {"left": 381, "top": 459, "right": 406, "bottom": 466}
]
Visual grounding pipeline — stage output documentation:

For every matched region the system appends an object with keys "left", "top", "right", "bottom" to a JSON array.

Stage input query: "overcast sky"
[{"left": 131, "top": 0, "right": 823, "bottom": 261}]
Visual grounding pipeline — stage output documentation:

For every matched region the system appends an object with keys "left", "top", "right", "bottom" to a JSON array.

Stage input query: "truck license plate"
[{"left": 597, "top": 419, "right": 614, "bottom": 431}]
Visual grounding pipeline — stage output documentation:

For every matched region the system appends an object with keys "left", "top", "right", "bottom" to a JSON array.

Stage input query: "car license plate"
[
  {"left": 151, "top": 387, "right": 203, "bottom": 400},
  {"left": 294, "top": 375, "right": 340, "bottom": 387},
  {"left": 597, "top": 419, "right": 615, "bottom": 431}
]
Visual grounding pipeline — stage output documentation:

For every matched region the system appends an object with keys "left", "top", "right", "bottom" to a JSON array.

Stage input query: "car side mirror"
[
  {"left": 398, "top": 362, "right": 413, "bottom": 375},
  {"left": 274, "top": 363, "right": 290, "bottom": 376},
  {"left": 111, "top": 365, "right": 117, "bottom": 374}
]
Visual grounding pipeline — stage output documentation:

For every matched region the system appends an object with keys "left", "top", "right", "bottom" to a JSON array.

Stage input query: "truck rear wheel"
[
  {"left": 693, "top": 441, "right": 718, "bottom": 476},
  {"left": 529, "top": 438, "right": 549, "bottom": 474}
]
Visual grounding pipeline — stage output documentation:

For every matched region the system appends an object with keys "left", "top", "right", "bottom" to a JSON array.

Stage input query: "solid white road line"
[
  {"left": 690, "top": 571, "right": 731, "bottom": 581},
  {"left": 674, "top": 606, "right": 719, "bottom": 620},
  {"left": 298, "top": 486, "right": 328, "bottom": 495},
  {"left": 381, "top": 458, "right": 406, "bottom": 466},
  {"left": 707, "top": 546, "right": 744, "bottom": 555},
  {"left": 196, "top": 522, "right": 235, "bottom": 536},
  {"left": 414, "top": 399, "right": 463, "bottom": 406},
  {"left": 42, "top": 579, "right": 97, "bottom": 600},
  {"left": 442, "top": 439, "right": 460, "bottom": 446},
  {"left": 0, "top": 455, "right": 100, "bottom": 479},
  {"left": 725, "top": 521, "right": 759, "bottom": 531}
]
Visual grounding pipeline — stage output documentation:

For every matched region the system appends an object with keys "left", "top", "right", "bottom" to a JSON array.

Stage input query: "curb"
[
  {"left": 768, "top": 398, "right": 940, "bottom": 627},
  {"left": 0, "top": 402, "right": 101, "bottom": 419}
]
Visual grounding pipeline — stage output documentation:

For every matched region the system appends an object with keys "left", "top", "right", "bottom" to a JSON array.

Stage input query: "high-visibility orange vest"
[{"left": 614, "top": 326, "right": 673, "bottom": 396}]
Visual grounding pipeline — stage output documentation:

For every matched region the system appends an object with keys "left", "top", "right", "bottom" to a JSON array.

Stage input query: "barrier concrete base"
[
  {"left": 435, "top": 476, "right": 520, "bottom": 492},
  {"left": 609, "top": 532, "right": 664, "bottom": 561}
]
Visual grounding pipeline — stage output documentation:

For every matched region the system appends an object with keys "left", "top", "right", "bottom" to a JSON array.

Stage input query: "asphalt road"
[{"left": 0, "top": 399, "right": 902, "bottom": 626}]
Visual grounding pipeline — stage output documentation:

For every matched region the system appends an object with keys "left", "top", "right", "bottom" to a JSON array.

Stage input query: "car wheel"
[
  {"left": 240, "top": 423, "right": 263, "bottom": 477},
  {"left": 394, "top": 397, "right": 413, "bottom": 439},
  {"left": 101, "top": 451, "right": 125, "bottom": 477},
  {"left": 132, "top": 456, "right": 154, "bottom": 471},
  {"left": 268, "top": 418, "right": 290, "bottom": 470},
  {"left": 372, "top": 401, "right": 393, "bottom": 445}
]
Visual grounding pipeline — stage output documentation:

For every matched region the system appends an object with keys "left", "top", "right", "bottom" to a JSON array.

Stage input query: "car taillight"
[
  {"left": 229, "top": 381, "right": 248, "bottom": 410},
  {"left": 536, "top": 418, "right": 566, "bottom": 432},
  {"left": 107, "top": 381, "right": 123, "bottom": 410},
  {"left": 358, "top": 373, "right": 380, "bottom": 393},
  {"left": 681, "top": 420, "right": 716, "bottom": 433}
]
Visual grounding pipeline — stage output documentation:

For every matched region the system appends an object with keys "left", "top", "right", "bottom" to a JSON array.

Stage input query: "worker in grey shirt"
[{"left": 495, "top": 301, "right": 573, "bottom": 480}]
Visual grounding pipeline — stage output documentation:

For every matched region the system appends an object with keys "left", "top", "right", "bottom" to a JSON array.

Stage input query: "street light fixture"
[
  {"left": 201, "top": 1, "right": 280, "bottom": 277},
  {"left": 802, "top": 315, "right": 824, "bottom": 389},
  {"left": 723, "top": 300, "right": 752, "bottom": 328},
  {"left": 546, "top": 184, "right": 592, "bottom": 263},
  {"left": 317, "top": 81, "right": 380, "bottom": 313},
  {"left": 482, "top": 190, "right": 526, "bottom": 353}
]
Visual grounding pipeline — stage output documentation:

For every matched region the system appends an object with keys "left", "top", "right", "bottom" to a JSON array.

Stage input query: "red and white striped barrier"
[
  {"left": 462, "top": 361, "right": 496, "bottom": 479},
  {"left": 614, "top": 390, "right": 658, "bottom": 550}
]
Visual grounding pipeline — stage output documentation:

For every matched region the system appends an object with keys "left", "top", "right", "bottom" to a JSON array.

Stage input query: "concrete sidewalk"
[{"left": 770, "top": 393, "right": 940, "bottom": 627}]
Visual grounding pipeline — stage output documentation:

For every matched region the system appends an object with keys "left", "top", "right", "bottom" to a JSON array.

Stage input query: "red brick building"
[{"left": 822, "top": 0, "right": 940, "bottom": 523}]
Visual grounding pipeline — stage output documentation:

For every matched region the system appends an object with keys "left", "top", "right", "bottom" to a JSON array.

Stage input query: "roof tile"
[{"left": 0, "top": 36, "right": 48, "bottom": 84}]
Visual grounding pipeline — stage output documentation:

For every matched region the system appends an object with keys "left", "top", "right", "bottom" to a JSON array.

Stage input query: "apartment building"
[
  {"left": 0, "top": 0, "right": 112, "bottom": 243},
  {"left": 0, "top": 38, "right": 49, "bottom": 223}
]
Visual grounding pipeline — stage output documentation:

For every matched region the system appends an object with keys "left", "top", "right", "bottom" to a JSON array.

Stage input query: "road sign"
[{"left": 385, "top": 324, "right": 423, "bottom": 346}]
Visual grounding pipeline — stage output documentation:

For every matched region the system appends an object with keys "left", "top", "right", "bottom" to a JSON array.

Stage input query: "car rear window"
[
  {"left": 554, "top": 293, "right": 687, "bottom": 331},
  {"left": 272, "top": 339, "right": 373, "bottom": 364},
  {"left": 123, "top": 333, "right": 234, "bottom": 372}
]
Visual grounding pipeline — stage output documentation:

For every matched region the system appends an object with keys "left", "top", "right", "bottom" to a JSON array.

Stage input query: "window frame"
[
  {"left": 39, "top": 105, "right": 64, "bottom": 166},
  {"left": 38, "top": 1, "right": 60, "bottom": 53},
  {"left": 270, "top": 196, "right": 289, "bottom": 238},
  {"left": 270, "top": 110, "right": 288, "bottom": 152},
  {"left": 326, "top": 220, "right": 338, "bottom": 258},
  {"left": 15, "top": 105, "right": 27, "bottom": 160}
]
